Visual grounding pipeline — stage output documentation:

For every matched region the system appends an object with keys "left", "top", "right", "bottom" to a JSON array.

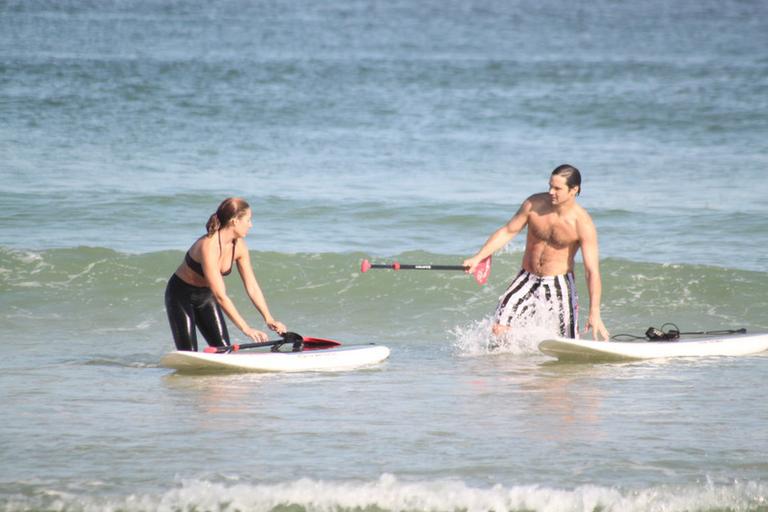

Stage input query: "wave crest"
[{"left": 4, "top": 474, "right": 767, "bottom": 512}]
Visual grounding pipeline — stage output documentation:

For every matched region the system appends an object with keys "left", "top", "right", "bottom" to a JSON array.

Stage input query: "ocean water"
[{"left": 2, "top": 0, "right": 768, "bottom": 511}]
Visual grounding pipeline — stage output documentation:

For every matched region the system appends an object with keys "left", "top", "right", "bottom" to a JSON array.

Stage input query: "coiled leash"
[{"left": 612, "top": 323, "right": 746, "bottom": 342}]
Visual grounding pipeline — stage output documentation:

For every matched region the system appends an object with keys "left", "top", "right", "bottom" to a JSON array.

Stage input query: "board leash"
[{"left": 612, "top": 323, "right": 747, "bottom": 342}]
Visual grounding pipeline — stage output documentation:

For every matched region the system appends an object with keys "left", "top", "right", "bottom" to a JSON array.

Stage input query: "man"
[{"left": 463, "top": 164, "right": 609, "bottom": 341}]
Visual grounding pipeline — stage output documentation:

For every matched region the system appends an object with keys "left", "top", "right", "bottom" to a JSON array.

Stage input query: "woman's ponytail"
[{"left": 205, "top": 213, "right": 221, "bottom": 236}]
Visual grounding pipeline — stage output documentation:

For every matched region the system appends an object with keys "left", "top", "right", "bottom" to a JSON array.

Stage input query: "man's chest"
[{"left": 528, "top": 214, "right": 578, "bottom": 248}]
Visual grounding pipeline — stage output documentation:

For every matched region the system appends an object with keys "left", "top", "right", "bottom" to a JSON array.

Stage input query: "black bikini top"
[{"left": 185, "top": 233, "right": 237, "bottom": 277}]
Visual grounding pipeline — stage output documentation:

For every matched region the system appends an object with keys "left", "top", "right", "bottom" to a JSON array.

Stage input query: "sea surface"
[{"left": 2, "top": 0, "right": 768, "bottom": 511}]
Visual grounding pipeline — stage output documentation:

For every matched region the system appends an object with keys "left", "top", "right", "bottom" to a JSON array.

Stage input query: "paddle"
[
  {"left": 203, "top": 332, "right": 343, "bottom": 354},
  {"left": 360, "top": 255, "right": 491, "bottom": 285},
  {"left": 204, "top": 332, "right": 305, "bottom": 354}
]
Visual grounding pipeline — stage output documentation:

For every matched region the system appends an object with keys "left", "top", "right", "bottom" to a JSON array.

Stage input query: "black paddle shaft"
[
  {"left": 210, "top": 332, "right": 304, "bottom": 353},
  {"left": 370, "top": 263, "right": 467, "bottom": 271}
]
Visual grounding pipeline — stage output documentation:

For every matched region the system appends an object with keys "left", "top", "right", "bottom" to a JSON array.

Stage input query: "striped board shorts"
[{"left": 494, "top": 269, "right": 579, "bottom": 338}]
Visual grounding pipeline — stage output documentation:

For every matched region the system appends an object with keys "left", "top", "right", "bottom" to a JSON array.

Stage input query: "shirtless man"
[{"left": 463, "top": 165, "right": 609, "bottom": 341}]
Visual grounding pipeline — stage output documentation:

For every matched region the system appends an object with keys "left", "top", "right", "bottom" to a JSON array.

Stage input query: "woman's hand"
[
  {"left": 243, "top": 327, "right": 269, "bottom": 342},
  {"left": 267, "top": 319, "right": 287, "bottom": 334}
]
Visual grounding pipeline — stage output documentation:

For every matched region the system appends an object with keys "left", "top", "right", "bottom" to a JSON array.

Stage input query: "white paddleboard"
[
  {"left": 161, "top": 344, "right": 390, "bottom": 373},
  {"left": 539, "top": 333, "right": 768, "bottom": 362}
]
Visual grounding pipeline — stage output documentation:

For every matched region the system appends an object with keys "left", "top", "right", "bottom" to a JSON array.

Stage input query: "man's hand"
[
  {"left": 584, "top": 313, "right": 610, "bottom": 341},
  {"left": 462, "top": 256, "right": 482, "bottom": 274}
]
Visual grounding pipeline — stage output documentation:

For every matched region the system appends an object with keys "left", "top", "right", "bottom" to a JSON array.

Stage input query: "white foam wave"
[{"left": 3, "top": 474, "right": 766, "bottom": 512}]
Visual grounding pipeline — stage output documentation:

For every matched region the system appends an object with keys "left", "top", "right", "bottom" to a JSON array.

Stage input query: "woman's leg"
[
  {"left": 164, "top": 275, "right": 198, "bottom": 351},
  {"left": 195, "top": 297, "right": 231, "bottom": 348}
]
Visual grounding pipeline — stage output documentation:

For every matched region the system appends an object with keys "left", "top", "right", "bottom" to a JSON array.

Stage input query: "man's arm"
[
  {"left": 579, "top": 215, "right": 610, "bottom": 340},
  {"left": 463, "top": 198, "right": 532, "bottom": 273}
]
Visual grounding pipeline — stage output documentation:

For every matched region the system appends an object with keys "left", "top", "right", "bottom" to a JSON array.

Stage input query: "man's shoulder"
[
  {"left": 572, "top": 204, "right": 597, "bottom": 235},
  {"left": 528, "top": 192, "right": 550, "bottom": 202},
  {"left": 573, "top": 202, "right": 593, "bottom": 220},
  {"left": 526, "top": 192, "right": 550, "bottom": 207}
]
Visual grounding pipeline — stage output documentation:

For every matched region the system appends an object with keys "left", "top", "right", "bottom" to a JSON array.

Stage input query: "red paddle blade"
[
  {"left": 360, "top": 259, "right": 372, "bottom": 273},
  {"left": 302, "top": 337, "right": 343, "bottom": 350},
  {"left": 472, "top": 256, "right": 491, "bottom": 285}
]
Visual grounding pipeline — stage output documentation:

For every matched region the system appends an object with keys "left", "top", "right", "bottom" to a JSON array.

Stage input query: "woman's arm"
[
  {"left": 201, "top": 237, "right": 269, "bottom": 342},
  {"left": 235, "top": 241, "right": 286, "bottom": 334}
]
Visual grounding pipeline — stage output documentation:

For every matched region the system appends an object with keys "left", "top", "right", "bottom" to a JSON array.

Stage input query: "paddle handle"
[{"left": 360, "top": 256, "right": 491, "bottom": 285}]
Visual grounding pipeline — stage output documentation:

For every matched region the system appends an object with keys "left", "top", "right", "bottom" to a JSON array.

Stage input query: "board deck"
[
  {"left": 161, "top": 344, "right": 390, "bottom": 373},
  {"left": 539, "top": 333, "right": 768, "bottom": 362}
]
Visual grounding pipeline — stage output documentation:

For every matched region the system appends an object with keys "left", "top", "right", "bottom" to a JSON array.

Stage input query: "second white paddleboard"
[{"left": 539, "top": 333, "right": 768, "bottom": 362}]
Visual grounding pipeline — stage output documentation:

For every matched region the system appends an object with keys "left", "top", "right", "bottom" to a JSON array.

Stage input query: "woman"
[{"left": 165, "top": 197, "right": 286, "bottom": 351}]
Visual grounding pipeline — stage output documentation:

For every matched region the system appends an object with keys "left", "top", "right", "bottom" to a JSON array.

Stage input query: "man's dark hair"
[{"left": 552, "top": 164, "right": 581, "bottom": 195}]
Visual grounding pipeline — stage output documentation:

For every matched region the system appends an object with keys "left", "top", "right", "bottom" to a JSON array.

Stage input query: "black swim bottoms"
[{"left": 164, "top": 273, "right": 230, "bottom": 351}]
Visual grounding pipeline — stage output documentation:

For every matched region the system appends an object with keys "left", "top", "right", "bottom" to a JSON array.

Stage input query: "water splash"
[{"left": 450, "top": 316, "right": 555, "bottom": 357}]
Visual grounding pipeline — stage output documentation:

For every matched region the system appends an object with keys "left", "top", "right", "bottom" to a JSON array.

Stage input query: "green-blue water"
[{"left": 2, "top": 0, "right": 768, "bottom": 510}]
